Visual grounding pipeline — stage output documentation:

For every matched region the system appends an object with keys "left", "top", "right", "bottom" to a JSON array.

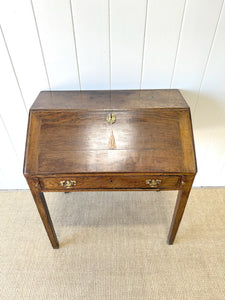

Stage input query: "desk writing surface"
[{"left": 24, "top": 90, "right": 196, "bottom": 175}]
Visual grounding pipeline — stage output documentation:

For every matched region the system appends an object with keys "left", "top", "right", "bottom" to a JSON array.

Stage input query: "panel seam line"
[
  {"left": 0, "top": 26, "right": 28, "bottom": 114},
  {"left": 30, "top": 0, "right": 51, "bottom": 91},
  {"left": 70, "top": 0, "right": 82, "bottom": 90},
  {"left": 0, "top": 113, "right": 21, "bottom": 162},
  {"left": 140, "top": 0, "right": 149, "bottom": 90},
  {"left": 193, "top": 0, "right": 225, "bottom": 117},
  {"left": 170, "top": 0, "right": 188, "bottom": 88}
]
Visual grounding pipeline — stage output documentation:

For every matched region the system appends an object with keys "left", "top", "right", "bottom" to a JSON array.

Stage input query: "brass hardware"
[
  {"left": 146, "top": 179, "right": 161, "bottom": 188},
  {"left": 106, "top": 113, "right": 116, "bottom": 124},
  {"left": 60, "top": 180, "right": 76, "bottom": 188}
]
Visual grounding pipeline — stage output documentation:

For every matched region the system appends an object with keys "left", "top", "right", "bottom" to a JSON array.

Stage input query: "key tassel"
[{"left": 108, "top": 129, "right": 116, "bottom": 149}]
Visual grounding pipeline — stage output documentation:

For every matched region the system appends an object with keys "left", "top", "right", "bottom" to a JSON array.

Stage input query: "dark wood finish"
[
  {"left": 26, "top": 177, "right": 59, "bottom": 249},
  {"left": 24, "top": 110, "right": 196, "bottom": 175},
  {"left": 31, "top": 89, "right": 189, "bottom": 110},
  {"left": 39, "top": 175, "right": 181, "bottom": 191},
  {"left": 167, "top": 175, "right": 195, "bottom": 244},
  {"left": 24, "top": 89, "right": 197, "bottom": 248}
]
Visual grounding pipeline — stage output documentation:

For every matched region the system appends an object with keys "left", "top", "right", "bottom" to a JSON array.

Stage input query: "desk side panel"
[
  {"left": 23, "top": 112, "right": 41, "bottom": 175},
  {"left": 179, "top": 109, "right": 197, "bottom": 174}
]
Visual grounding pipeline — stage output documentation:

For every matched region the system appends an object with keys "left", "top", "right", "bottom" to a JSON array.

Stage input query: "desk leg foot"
[
  {"left": 167, "top": 176, "right": 194, "bottom": 245},
  {"left": 27, "top": 178, "right": 59, "bottom": 249}
]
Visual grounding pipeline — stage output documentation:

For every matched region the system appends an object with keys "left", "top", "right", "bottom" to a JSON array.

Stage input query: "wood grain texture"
[
  {"left": 24, "top": 90, "right": 196, "bottom": 175},
  {"left": 40, "top": 175, "right": 181, "bottom": 191},
  {"left": 26, "top": 177, "right": 59, "bottom": 248},
  {"left": 167, "top": 175, "right": 195, "bottom": 244},
  {"left": 31, "top": 90, "right": 188, "bottom": 110}
]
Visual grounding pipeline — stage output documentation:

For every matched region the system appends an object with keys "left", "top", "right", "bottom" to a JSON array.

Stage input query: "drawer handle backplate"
[
  {"left": 146, "top": 179, "right": 161, "bottom": 188},
  {"left": 60, "top": 180, "right": 76, "bottom": 188},
  {"left": 106, "top": 113, "right": 116, "bottom": 124}
]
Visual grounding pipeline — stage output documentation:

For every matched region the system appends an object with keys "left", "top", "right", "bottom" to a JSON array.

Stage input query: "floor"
[{"left": 0, "top": 188, "right": 225, "bottom": 299}]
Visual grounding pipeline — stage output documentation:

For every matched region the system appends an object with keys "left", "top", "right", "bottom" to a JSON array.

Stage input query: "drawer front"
[{"left": 40, "top": 175, "right": 181, "bottom": 191}]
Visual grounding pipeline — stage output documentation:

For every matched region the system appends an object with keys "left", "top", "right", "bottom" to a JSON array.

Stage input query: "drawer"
[{"left": 39, "top": 175, "right": 181, "bottom": 191}]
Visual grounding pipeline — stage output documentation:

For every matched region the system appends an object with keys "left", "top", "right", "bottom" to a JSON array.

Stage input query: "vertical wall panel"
[
  {"left": 142, "top": 0, "right": 185, "bottom": 89},
  {"left": 171, "top": 0, "right": 223, "bottom": 111},
  {"left": 193, "top": 4, "right": 225, "bottom": 186},
  {"left": 110, "top": 0, "right": 147, "bottom": 89},
  {"left": 0, "top": 29, "right": 28, "bottom": 164},
  {"left": 0, "top": 117, "right": 27, "bottom": 189},
  {"left": 71, "top": 0, "right": 109, "bottom": 90},
  {"left": 32, "top": 0, "right": 80, "bottom": 90},
  {"left": 0, "top": 0, "right": 49, "bottom": 110}
]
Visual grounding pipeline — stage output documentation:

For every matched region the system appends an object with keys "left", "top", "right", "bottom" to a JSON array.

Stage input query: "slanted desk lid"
[{"left": 24, "top": 90, "right": 196, "bottom": 175}]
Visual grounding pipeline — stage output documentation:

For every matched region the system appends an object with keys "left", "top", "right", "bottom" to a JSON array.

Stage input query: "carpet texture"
[{"left": 0, "top": 188, "right": 225, "bottom": 299}]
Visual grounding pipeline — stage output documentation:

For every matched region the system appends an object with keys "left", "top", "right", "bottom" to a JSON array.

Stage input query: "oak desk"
[{"left": 23, "top": 90, "right": 197, "bottom": 248}]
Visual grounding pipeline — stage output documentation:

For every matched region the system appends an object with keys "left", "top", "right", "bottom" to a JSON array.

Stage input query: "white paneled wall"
[
  {"left": 0, "top": 0, "right": 49, "bottom": 109},
  {"left": 142, "top": 0, "right": 186, "bottom": 89},
  {"left": 32, "top": 0, "right": 80, "bottom": 90},
  {"left": 110, "top": 0, "right": 147, "bottom": 89},
  {"left": 0, "top": 0, "right": 224, "bottom": 189},
  {"left": 171, "top": 0, "right": 224, "bottom": 111},
  {"left": 71, "top": 0, "right": 110, "bottom": 90}
]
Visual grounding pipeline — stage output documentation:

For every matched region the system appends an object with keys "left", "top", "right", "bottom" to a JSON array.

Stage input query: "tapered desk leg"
[
  {"left": 167, "top": 176, "right": 195, "bottom": 245},
  {"left": 27, "top": 178, "right": 59, "bottom": 249}
]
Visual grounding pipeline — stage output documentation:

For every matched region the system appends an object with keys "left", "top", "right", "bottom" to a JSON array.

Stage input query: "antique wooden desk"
[{"left": 23, "top": 90, "right": 197, "bottom": 248}]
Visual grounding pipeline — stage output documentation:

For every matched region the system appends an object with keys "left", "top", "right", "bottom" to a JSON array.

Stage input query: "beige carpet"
[{"left": 0, "top": 188, "right": 225, "bottom": 300}]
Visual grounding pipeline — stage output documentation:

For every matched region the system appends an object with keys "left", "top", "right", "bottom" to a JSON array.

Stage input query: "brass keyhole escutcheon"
[
  {"left": 146, "top": 179, "right": 161, "bottom": 188},
  {"left": 60, "top": 180, "right": 76, "bottom": 188},
  {"left": 106, "top": 113, "right": 116, "bottom": 124}
]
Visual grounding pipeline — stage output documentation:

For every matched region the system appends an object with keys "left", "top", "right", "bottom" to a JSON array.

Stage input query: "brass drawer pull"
[
  {"left": 60, "top": 180, "right": 76, "bottom": 188},
  {"left": 106, "top": 113, "right": 116, "bottom": 124},
  {"left": 146, "top": 179, "right": 161, "bottom": 188}
]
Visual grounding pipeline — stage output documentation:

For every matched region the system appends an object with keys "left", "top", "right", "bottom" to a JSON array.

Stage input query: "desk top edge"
[{"left": 30, "top": 89, "right": 189, "bottom": 110}]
